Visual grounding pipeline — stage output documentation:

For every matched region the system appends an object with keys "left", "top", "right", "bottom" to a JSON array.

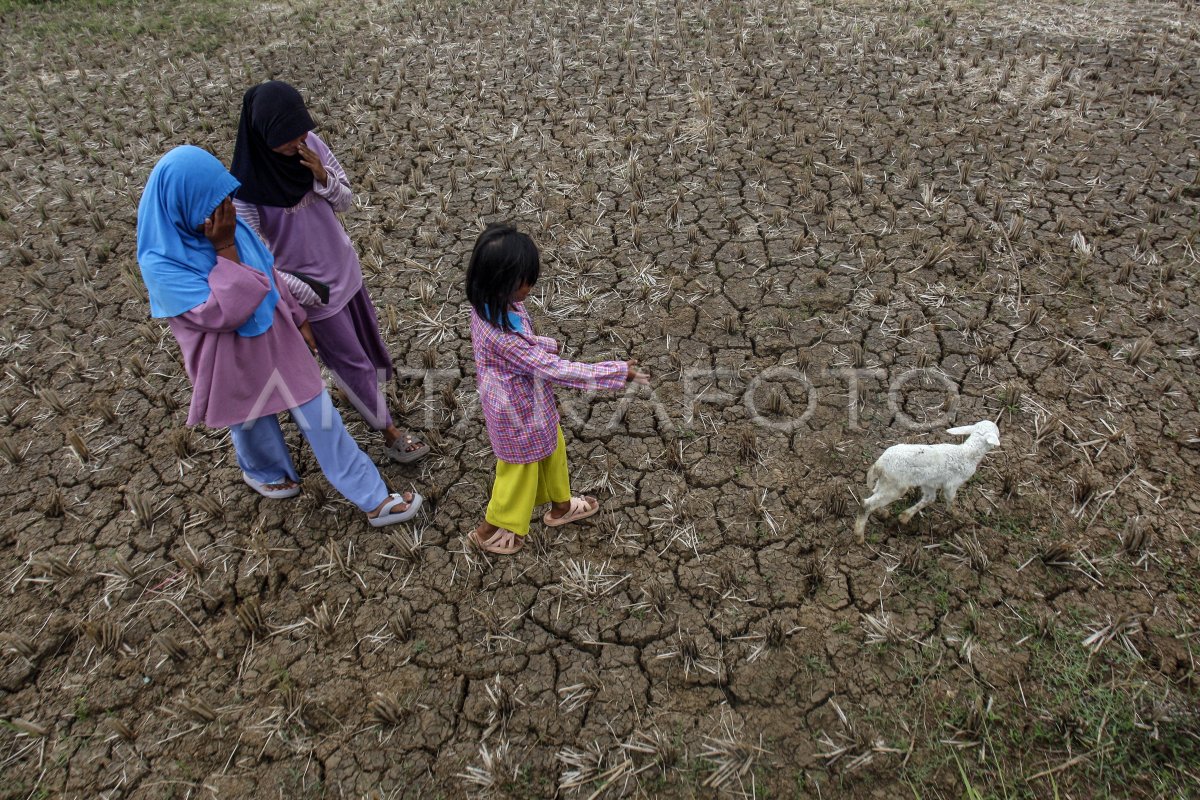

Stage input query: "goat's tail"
[{"left": 866, "top": 463, "right": 879, "bottom": 491}]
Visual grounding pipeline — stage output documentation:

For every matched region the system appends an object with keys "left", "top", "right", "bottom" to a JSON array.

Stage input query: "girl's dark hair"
[{"left": 465, "top": 223, "right": 540, "bottom": 332}]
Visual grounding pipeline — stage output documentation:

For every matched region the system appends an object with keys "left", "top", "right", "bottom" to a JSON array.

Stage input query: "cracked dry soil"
[{"left": 1, "top": 0, "right": 1199, "bottom": 797}]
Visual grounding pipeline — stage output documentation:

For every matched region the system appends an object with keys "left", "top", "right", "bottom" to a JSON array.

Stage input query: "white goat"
[{"left": 854, "top": 421, "right": 1001, "bottom": 543}]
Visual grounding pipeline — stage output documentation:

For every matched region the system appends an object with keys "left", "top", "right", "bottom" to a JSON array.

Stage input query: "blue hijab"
[{"left": 137, "top": 145, "right": 279, "bottom": 336}]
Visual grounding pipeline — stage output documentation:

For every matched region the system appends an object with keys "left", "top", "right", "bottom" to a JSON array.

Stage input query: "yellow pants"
[{"left": 485, "top": 428, "right": 571, "bottom": 536}]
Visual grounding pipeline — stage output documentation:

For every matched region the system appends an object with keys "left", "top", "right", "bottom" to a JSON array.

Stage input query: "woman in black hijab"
[{"left": 231, "top": 81, "right": 429, "bottom": 465}]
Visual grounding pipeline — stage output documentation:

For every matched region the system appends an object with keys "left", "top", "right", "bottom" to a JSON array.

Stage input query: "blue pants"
[{"left": 229, "top": 391, "right": 387, "bottom": 512}]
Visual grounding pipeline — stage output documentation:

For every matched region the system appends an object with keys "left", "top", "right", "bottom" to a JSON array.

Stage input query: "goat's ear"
[
  {"left": 945, "top": 425, "right": 976, "bottom": 436},
  {"left": 985, "top": 432, "right": 1001, "bottom": 446}
]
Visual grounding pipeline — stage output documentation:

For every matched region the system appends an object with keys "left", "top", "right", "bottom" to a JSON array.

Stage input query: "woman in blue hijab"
[{"left": 137, "top": 145, "right": 422, "bottom": 526}]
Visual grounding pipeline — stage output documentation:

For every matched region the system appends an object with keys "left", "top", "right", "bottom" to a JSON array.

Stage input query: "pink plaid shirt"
[{"left": 470, "top": 303, "right": 627, "bottom": 464}]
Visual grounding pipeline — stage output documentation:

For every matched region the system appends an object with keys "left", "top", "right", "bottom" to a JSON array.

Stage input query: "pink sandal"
[
  {"left": 468, "top": 528, "right": 524, "bottom": 555},
  {"left": 543, "top": 496, "right": 599, "bottom": 527}
]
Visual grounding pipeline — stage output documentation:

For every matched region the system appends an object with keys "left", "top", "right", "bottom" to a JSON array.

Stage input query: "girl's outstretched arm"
[{"left": 498, "top": 336, "right": 627, "bottom": 391}]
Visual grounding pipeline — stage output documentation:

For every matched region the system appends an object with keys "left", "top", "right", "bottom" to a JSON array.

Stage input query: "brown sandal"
[{"left": 385, "top": 431, "right": 430, "bottom": 464}]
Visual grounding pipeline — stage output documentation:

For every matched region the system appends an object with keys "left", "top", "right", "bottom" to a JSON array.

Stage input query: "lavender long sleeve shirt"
[
  {"left": 233, "top": 133, "right": 363, "bottom": 322},
  {"left": 168, "top": 257, "right": 324, "bottom": 428}
]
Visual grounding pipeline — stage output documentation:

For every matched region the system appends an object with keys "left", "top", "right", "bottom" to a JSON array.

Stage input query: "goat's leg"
[
  {"left": 898, "top": 485, "right": 938, "bottom": 524},
  {"left": 853, "top": 515, "right": 867, "bottom": 544},
  {"left": 855, "top": 487, "right": 903, "bottom": 543},
  {"left": 941, "top": 480, "right": 971, "bottom": 523}
]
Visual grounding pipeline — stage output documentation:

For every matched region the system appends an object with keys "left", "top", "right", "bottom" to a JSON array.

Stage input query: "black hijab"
[{"left": 230, "top": 81, "right": 317, "bottom": 208}]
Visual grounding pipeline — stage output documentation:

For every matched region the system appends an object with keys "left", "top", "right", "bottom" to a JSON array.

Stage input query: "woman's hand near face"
[
  {"left": 297, "top": 141, "right": 329, "bottom": 185},
  {"left": 203, "top": 198, "right": 238, "bottom": 252}
]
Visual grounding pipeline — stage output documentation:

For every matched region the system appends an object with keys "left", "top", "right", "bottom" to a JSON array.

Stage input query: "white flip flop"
[
  {"left": 243, "top": 473, "right": 301, "bottom": 500},
  {"left": 368, "top": 492, "right": 424, "bottom": 527}
]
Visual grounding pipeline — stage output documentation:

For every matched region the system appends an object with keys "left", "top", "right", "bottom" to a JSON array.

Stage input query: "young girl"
[
  {"left": 230, "top": 80, "right": 428, "bottom": 464},
  {"left": 466, "top": 224, "right": 649, "bottom": 555},
  {"left": 136, "top": 145, "right": 422, "bottom": 527}
]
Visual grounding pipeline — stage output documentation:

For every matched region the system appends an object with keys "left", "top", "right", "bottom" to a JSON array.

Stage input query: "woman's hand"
[
  {"left": 298, "top": 320, "right": 318, "bottom": 356},
  {"left": 202, "top": 197, "right": 238, "bottom": 252},
  {"left": 626, "top": 359, "right": 650, "bottom": 385},
  {"left": 297, "top": 141, "right": 329, "bottom": 185}
]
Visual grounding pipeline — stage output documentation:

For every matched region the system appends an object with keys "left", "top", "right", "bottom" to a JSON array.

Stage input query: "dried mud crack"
[{"left": 1, "top": 0, "right": 1199, "bottom": 797}]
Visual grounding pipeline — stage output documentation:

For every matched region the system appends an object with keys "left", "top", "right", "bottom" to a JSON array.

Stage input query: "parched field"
[{"left": 2, "top": 0, "right": 1199, "bottom": 797}]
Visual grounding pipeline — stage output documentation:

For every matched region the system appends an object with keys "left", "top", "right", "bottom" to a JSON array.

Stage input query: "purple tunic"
[
  {"left": 168, "top": 257, "right": 324, "bottom": 428},
  {"left": 233, "top": 133, "right": 361, "bottom": 323},
  {"left": 234, "top": 132, "right": 398, "bottom": 433},
  {"left": 309, "top": 286, "right": 395, "bottom": 430}
]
